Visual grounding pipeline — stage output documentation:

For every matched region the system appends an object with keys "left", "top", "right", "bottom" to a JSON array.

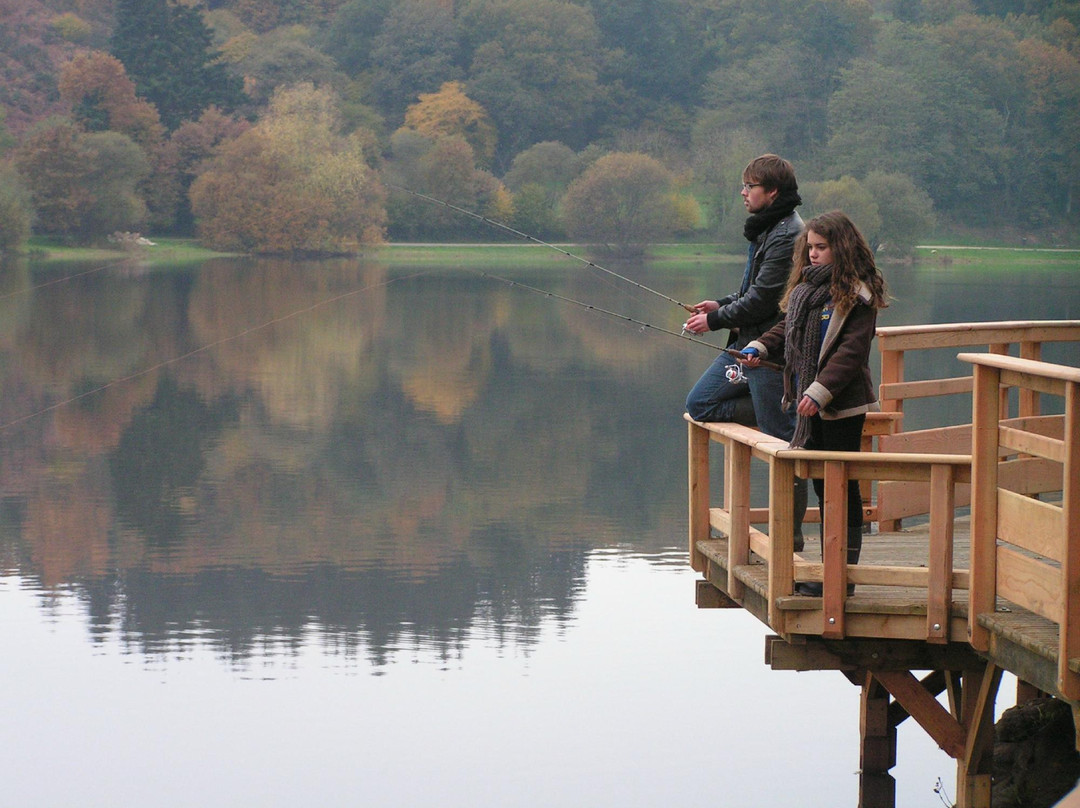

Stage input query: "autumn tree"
[
  {"left": 237, "top": 27, "right": 344, "bottom": 107},
  {"left": 804, "top": 172, "right": 935, "bottom": 256},
  {"left": 459, "top": 0, "right": 610, "bottom": 164},
  {"left": 14, "top": 120, "right": 149, "bottom": 242},
  {"left": 1015, "top": 36, "right": 1080, "bottom": 223},
  {"left": 689, "top": 118, "right": 761, "bottom": 240},
  {"left": 862, "top": 171, "right": 936, "bottom": 257},
  {"left": 502, "top": 141, "right": 580, "bottom": 239},
  {"left": 587, "top": 0, "right": 717, "bottom": 109},
  {"left": 560, "top": 151, "right": 686, "bottom": 254},
  {"left": 58, "top": 51, "right": 164, "bottom": 149},
  {"left": 0, "top": 163, "right": 33, "bottom": 251},
  {"left": 14, "top": 121, "right": 89, "bottom": 237},
  {"left": 189, "top": 83, "right": 386, "bottom": 253},
  {"left": 320, "top": 0, "right": 394, "bottom": 76},
  {"left": 823, "top": 21, "right": 1008, "bottom": 221},
  {"left": 805, "top": 176, "right": 883, "bottom": 246},
  {"left": 110, "top": 0, "right": 245, "bottom": 130},
  {"left": 700, "top": 0, "right": 874, "bottom": 157},
  {"left": 403, "top": 81, "right": 496, "bottom": 167},
  {"left": 384, "top": 129, "right": 507, "bottom": 241},
  {"left": 152, "top": 107, "right": 251, "bottom": 234}
]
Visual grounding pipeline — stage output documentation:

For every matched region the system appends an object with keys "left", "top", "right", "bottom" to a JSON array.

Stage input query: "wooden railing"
[
  {"left": 687, "top": 418, "right": 972, "bottom": 642},
  {"left": 875, "top": 321, "right": 1080, "bottom": 529},
  {"left": 963, "top": 353, "right": 1080, "bottom": 700},
  {"left": 687, "top": 320, "right": 1079, "bottom": 698}
]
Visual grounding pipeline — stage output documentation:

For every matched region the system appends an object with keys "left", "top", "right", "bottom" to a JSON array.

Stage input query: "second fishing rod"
[
  {"left": 388, "top": 183, "right": 782, "bottom": 369},
  {"left": 386, "top": 183, "right": 699, "bottom": 314}
]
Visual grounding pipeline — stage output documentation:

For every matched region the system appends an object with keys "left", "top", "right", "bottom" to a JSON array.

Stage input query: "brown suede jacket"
[{"left": 747, "top": 282, "right": 880, "bottom": 420}]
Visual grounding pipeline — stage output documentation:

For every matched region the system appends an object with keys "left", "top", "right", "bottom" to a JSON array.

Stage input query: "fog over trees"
[{"left": 1, "top": 0, "right": 1077, "bottom": 252}]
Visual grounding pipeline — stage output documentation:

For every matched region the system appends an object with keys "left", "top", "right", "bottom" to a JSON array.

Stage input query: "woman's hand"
[
  {"left": 796, "top": 395, "right": 819, "bottom": 417},
  {"left": 738, "top": 347, "right": 761, "bottom": 368}
]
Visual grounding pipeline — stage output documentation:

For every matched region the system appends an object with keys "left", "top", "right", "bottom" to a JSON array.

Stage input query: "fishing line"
[
  {"left": 482, "top": 271, "right": 784, "bottom": 369},
  {"left": 386, "top": 183, "right": 697, "bottom": 313},
  {"left": 0, "top": 270, "right": 431, "bottom": 432},
  {"left": 0, "top": 257, "right": 138, "bottom": 302}
]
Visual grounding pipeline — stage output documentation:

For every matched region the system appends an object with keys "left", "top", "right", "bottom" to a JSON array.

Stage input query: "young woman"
[{"left": 740, "top": 211, "right": 889, "bottom": 596}]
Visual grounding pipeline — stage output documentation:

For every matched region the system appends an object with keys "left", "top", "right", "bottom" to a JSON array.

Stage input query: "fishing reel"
[{"left": 725, "top": 363, "right": 749, "bottom": 385}]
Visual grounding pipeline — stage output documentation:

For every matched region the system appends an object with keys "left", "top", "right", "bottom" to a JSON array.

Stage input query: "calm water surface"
[{"left": 0, "top": 250, "right": 1076, "bottom": 807}]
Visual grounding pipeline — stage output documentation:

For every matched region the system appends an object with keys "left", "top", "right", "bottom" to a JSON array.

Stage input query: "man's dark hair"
[{"left": 743, "top": 154, "right": 798, "bottom": 194}]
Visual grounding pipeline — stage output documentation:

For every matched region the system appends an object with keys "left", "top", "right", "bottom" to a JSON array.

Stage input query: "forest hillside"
[{"left": 0, "top": 0, "right": 1077, "bottom": 253}]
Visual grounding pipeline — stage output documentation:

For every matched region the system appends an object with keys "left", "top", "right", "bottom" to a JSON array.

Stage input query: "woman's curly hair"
[{"left": 781, "top": 211, "right": 889, "bottom": 313}]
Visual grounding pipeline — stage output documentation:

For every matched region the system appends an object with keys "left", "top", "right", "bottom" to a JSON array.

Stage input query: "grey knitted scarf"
[{"left": 784, "top": 263, "right": 833, "bottom": 448}]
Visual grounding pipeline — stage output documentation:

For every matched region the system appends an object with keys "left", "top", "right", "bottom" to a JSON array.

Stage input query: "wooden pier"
[{"left": 688, "top": 321, "right": 1080, "bottom": 807}]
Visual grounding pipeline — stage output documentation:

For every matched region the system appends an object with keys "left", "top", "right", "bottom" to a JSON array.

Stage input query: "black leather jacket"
[{"left": 706, "top": 210, "right": 803, "bottom": 349}]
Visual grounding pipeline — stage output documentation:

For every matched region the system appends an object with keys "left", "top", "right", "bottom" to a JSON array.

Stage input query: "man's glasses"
[{"left": 741, "top": 182, "right": 762, "bottom": 191}]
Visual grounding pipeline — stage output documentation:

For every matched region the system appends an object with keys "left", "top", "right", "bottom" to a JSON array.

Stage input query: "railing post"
[
  {"left": 767, "top": 455, "right": 795, "bottom": 628},
  {"left": 1019, "top": 339, "right": 1043, "bottom": 417},
  {"left": 969, "top": 363, "right": 1001, "bottom": 652},
  {"left": 688, "top": 420, "right": 710, "bottom": 573},
  {"left": 822, "top": 460, "right": 849, "bottom": 639},
  {"left": 927, "top": 463, "right": 955, "bottom": 644},
  {"left": 727, "top": 438, "right": 751, "bottom": 600},
  {"left": 989, "top": 343, "right": 1011, "bottom": 417},
  {"left": 1060, "top": 381, "right": 1080, "bottom": 699},
  {"left": 879, "top": 346, "right": 904, "bottom": 415}
]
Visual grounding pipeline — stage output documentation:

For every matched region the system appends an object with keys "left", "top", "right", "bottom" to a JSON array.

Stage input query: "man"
[{"left": 683, "top": 153, "right": 807, "bottom": 548}]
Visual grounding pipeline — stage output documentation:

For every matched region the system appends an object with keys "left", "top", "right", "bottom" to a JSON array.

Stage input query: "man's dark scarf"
[
  {"left": 743, "top": 189, "right": 802, "bottom": 242},
  {"left": 784, "top": 262, "right": 833, "bottom": 448}
]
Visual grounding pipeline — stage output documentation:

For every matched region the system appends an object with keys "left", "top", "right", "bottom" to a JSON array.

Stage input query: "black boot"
[
  {"left": 845, "top": 521, "right": 863, "bottom": 594},
  {"left": 795, "top": 523, "right": 860, "bottom": 597},
  {"left": 792, "top": 477, "right": 808, "bottom": 553},
  {"left": 729, "top": 393, "right": 757, "bottom": 427}
]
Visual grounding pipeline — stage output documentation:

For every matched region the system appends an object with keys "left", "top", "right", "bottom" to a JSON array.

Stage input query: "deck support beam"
[
  {"left": 859, "top": 673, "right": 897, "bottom": 808},
  {"left": 865, "top": 663, "right": 1000, "bottom": 808},
  {"left": 957, "top": 663, "right": 1002, "bottom": 808}
]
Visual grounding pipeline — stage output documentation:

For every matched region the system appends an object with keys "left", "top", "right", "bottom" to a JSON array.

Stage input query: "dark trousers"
[{"left": 805, "top": 413, "right": 865, "bottom": 563}]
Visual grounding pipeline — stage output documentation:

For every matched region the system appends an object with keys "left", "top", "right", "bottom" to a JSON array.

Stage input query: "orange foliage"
[
  {"left": 404, "top": 81, "right": 497, "bottom": 167},
  {"left": 58, "top": 50, "right": 164, "bottom": 148},
  {"left": 190, "top": 85, "right": 386, "bottom": 253}
]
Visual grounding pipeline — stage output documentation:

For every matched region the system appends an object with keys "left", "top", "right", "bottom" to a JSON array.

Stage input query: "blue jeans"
[{"left": 685, "top": 352, "right": 796, "bottom": 442}]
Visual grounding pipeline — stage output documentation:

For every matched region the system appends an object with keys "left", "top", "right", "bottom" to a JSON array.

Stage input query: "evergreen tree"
[{"left": 110, "top": 0, "right": 245, "bottom": 130}]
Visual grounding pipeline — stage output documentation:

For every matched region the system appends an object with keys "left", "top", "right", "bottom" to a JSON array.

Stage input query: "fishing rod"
[
  {"left": 385, "top": 183, "right": 697, "bottom": 313},
  {"left": 480, "top": 271, "right": 783, "bottom": 371}
]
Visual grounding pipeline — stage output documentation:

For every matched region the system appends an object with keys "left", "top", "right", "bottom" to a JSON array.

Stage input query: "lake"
[{"left": 0, "top": 247, "right": 1077, "bottom": 807}]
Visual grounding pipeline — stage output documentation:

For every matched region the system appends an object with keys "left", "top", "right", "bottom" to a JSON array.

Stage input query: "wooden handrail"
[
  {"left": 874, "top": 321, "right": 1080, "bottom": 530},
  {"left": 685, "top": 413, "right": 970, "bottom": 641},
  {"left": 962, "top": 353, "right": 1079, "bottom": 700}
]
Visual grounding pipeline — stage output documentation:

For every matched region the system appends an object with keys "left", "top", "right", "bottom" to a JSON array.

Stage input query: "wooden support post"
[
  {"left": 822, "top": 460, "right": 848, "bottom": 639},
  {"left": 688, "top": 421, "right": 710, "bottom": 573},
  {"left": 927, "top": 463, "right": 955, "bottom": 644},
  {"left": 946, "top": 670, "right": 963, "bottom": 718},
  {"left": 1060, "top": 381, "right": 1080, "bottom": 699},
  {"left": 1018, "top": 340, "right": 1042, "bottom": 417},
  {"left": 727, "top": 438, "right": 751, "bottom": 600},
  {"left": 1015, "top": 679, "right": 1043, "bottom": 705},
  {"left": 860, "top": 673, "right": 897, "bottom": 808},
  {"left": 957, "top": 664, "right": 1001, "bottom": 808},
  {"left": 968, "top": 362, "right": 1001, "bottom": 652}
]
